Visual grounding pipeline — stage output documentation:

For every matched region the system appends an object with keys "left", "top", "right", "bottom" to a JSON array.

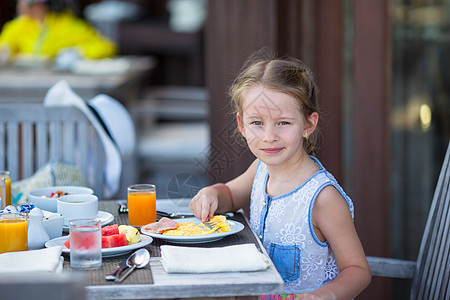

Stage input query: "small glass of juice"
[
  {"left": 0, "top": 177, "right": 5, "bottom": 209},
  {"left": 0, "top": 212, "right": 28, "bottom": 254},
  {"left": 0, "top": 171, "right": 11, "bottom": 207},
  {"left": 127, "top": 184, "right": 156, "bottom": 226}
]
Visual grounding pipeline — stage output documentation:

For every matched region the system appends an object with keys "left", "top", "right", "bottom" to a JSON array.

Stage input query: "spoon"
[
  {"left": 105, "top": 259, "right": 128, "bottom": 281},
  {"left": 115, "top": 249, "right": 151, "bottom": 283}
]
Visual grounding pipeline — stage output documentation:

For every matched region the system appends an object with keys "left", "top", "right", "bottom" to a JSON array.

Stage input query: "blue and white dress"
[{"left": 249, "top": 156, "right": 354, "bottom": 294}]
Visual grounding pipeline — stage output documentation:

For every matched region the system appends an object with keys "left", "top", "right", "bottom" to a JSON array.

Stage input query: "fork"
[
  {"left": 202, "top": 218, "right": 218, "bottom": 230},
  {"left": 200, "top": 224, "right": 221, "bottom": 233}
]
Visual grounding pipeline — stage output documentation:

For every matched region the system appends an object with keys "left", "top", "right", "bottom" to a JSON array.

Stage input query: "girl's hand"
[
  {"left": 189, "top": 187, "right": 219, "bottom": 222},
  {"left": 189, "top": 160, "right": 258, "bottom": 222}
]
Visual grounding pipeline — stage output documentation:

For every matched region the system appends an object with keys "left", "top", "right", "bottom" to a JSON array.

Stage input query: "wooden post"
[{"left": 353, "top": 1, "right": 392, "bottom": 299}]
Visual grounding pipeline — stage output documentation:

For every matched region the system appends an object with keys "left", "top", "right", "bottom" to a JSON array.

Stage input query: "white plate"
[
  {"left": 45, "top": 235, "right": 153, "bottom": 258},
  {"left": 140, "top": 218, "right": 244, "bottom": 244},
  {"left": 62, "top": 211, "right": 114, "bottom": 231}
]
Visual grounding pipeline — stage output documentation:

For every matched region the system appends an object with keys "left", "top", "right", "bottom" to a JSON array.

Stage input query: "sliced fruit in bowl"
[{"left": 28, "top": 186, "right": 94, "bottom": 212}]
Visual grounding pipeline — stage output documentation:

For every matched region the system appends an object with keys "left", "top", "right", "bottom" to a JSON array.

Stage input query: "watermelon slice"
[
  {"left": 101, "top": 224, "right": 119, "bottom": 236},
  {"left": 102, "top": 234, "right": 128, "bottom": 248},
  {"left": 64, "top": 238, "right": 70, "bottom": 249}
]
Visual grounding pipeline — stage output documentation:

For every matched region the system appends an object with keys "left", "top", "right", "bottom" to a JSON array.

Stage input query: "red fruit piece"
[
  {"left": 101, "top": 233, "right": 128, "bottom": 248},
  {"left": 63, "top": 238, "right": 70, "bottom": 249},
  {"left": 101, "top": 224, "right": 119, "bottom": 236}
]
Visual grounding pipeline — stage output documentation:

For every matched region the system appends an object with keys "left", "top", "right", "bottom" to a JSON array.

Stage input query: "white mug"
[{"left": 57, "top": 194, "right": 98, "bottom": 226}]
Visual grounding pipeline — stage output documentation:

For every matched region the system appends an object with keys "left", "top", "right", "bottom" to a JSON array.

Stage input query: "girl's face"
[{"left": 238, "top": 85, "right": 317, "bottom": 168}]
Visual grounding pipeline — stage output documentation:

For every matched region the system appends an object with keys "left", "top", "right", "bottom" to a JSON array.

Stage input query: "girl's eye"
[
  {"left": 251, "top": 121, "right": 262, "bottom": 125},
  {"left": 278, "top": 121, "right": 290, "bottom": 126}
]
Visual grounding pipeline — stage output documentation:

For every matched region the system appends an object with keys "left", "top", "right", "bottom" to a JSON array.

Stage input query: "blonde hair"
[{"left": 229, "top": 50, "right": 320, "bottom": 156}]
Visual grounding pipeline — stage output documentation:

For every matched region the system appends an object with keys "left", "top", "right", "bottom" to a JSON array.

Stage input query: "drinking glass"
[
  {"left": 0, "top": 177, "right": 5, "bottom": 210},
  {"left": 69, "top": 218, "right": 102, "bottom": 269},
  {"left": 0, "top": 212, "right": 28, "bottom": 254},
  {"left": 128, "top": 184, "right": 156, "bottom": 226},
  {"left": 0, "top": 171, "right": 11, "bottom": 207}
]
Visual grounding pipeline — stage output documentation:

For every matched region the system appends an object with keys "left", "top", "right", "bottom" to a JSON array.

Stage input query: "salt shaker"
[{"left": 28, "top": 207, "right": 50, "bottom": 249}]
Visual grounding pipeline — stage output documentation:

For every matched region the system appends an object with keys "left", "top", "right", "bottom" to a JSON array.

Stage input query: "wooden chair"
[
  {"left": 0, "top": 104, "right": 106, "bottom": 199},
  {"left": 367, "top": 141, "right": 450, "bottom": 299}
]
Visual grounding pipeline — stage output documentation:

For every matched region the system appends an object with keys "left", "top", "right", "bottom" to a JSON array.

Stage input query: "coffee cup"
[{"left": 57, "top": 194, "right": 98, "bottom": 226}]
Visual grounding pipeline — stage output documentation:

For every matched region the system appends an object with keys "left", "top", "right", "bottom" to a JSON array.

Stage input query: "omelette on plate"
[{"left": 162, "top": 215, "right": 231, "bottom": 236}]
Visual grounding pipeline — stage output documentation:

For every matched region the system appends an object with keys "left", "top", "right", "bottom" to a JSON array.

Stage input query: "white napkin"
[
  {"left": 0, "top": 246, "right": 63, "bottom": 275},
  {"left": 161, "top": 244, "right": 270, "bottom": 273}
]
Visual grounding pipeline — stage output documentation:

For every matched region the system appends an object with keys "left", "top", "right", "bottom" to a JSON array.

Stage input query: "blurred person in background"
[{"left": 0, "top": 0, "right": 117, "bottom": 66}]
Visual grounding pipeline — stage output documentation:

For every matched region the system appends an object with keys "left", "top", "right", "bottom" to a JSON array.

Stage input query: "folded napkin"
[
  {"left": 0, "top": 246, "right": 63, "bottom": 275},
  {"left": 161, "top": 244, "right": 270, "bottom": 273}
]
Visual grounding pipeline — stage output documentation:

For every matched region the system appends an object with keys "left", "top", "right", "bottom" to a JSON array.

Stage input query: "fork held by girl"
[{"left": 189, "top": 49, "right": 371, "bottom": 299}]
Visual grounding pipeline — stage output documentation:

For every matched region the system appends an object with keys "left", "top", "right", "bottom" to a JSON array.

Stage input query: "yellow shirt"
[{"left": 0, "top": 11, "right": 117, "bottom": 59}]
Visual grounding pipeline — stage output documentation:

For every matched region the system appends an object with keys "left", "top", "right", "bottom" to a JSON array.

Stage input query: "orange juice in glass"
[
  {"left": 0, "top": 177, "right": 5, "bottom": 209},
  {"left": 127, "top": 184, "right": 156, "bottom": 226},
  {"left": 0, "top": 213, "right": 28, "bottom": 254},
  {"left": 0, "top": 171, "right": 11, "bottom": 207}
]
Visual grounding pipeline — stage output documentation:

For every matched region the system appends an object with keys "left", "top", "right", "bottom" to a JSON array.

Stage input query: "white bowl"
[
  {"left": 28, "top": 186, "right": 94, "bottom": 213},
  {"left": 42, "top": 211, "right": 64, "bottom": 239}
]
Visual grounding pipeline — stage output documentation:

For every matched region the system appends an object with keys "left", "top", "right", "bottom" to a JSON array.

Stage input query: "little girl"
[{"left": 189, "top": 51, "right": 371, "bottom": 299}]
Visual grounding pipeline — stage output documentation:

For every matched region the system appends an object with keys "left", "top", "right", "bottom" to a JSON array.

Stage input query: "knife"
[
  {"left": 105, "top": 259, "right": 128, "bottom": 281},
  {"left": 156, "top": 210, "right": 195, "bottom": 218}
]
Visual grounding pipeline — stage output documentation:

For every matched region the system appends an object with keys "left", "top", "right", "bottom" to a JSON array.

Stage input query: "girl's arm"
[
  {"left": 189, "top": 159, "right": 258, "bottom": 221},
  {"left": 298, "top": 186, "right": 371, "bottom": 300}
]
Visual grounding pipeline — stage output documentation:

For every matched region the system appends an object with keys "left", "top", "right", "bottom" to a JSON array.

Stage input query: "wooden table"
[
  {"left": 70, "top": 199, "right": 284, "bottom": 299},
  {"left": 0, "top": 56, "right": 155, "bottom": 107}
]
